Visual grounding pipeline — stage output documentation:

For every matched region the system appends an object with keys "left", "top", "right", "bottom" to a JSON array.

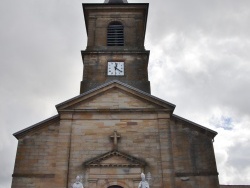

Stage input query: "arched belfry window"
[{"left": 107, "top": 21, "right": 124, "bottom": 46}]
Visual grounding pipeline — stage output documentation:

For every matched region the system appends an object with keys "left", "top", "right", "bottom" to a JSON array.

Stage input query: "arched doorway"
[{"left": 108, "top": 186, "right": 123, "bottom": 188}]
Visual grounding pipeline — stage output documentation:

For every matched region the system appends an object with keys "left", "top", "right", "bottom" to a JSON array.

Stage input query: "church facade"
[{"left": 11, "top": 1, "right": 220, "bottom": 188}]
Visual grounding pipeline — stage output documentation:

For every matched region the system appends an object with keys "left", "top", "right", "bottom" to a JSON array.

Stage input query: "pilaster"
[
  {"left": 157, "top": 112, "right": 175, "bottom": 188},
  {"left": 55, "top": 116, "right": 73, "bottom": 188}
]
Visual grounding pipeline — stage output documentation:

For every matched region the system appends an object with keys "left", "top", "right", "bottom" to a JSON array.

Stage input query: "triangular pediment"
[
  {"left": 56, "top": 81, "right": 175, "bottom": 112},
  {"left": 83, "top": 150, "right": 146, "bottom": 168},
  {"left": 69, "top": 88, "right": 161, "bottom": 110},
  {"left": 13, "top": 81, "right": 217, "bottom": 140}
]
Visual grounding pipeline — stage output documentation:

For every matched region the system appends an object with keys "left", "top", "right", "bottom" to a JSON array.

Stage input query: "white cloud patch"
[{"left": 213, "top": 116, "right": 250, "bottom": 184}]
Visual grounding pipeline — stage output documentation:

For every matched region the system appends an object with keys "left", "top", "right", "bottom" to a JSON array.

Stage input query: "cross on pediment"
[{"left": 110, "top": 130, "right": 121, "bottom": 150}]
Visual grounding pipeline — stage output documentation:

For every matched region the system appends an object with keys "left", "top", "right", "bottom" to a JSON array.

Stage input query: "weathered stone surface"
[
  {"left": 71, "top": 88, "right": 159, "bottom": 110},
  {"left": 80, "top": 3, "right": 151, "bottom": 94},
  {"left": 12, "top": 83, "right": 219, "bottom": 188}
]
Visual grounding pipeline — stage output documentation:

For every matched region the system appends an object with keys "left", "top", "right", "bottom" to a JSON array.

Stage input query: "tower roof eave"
[{"left": 104, "top": 0, "right": 128, "bottom": 3}]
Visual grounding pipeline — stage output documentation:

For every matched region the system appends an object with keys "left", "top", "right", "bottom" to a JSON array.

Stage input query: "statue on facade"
[
  {"left": 138, "top": 173, "right": 150, "bottom": 188},
  {"left": 72, "top": 176, "right": 84, "bottom": 188}
]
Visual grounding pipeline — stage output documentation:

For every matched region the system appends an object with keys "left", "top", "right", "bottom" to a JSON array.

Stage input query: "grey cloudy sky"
[{"left": 1, "top": 0, "right": 250, "bottom": 187}]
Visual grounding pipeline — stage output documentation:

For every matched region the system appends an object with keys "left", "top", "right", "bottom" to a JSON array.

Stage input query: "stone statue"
[
  {"left": 72, "top": 176, "right": 84, "bottom": 188},
  {"left": 138, "top": 173, "right": 150, "bottom": 188}
]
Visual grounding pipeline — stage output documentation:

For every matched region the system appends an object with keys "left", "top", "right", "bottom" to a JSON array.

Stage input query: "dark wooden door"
[{"left": 108, "top": 186, "right": 123, "bottom": 188}]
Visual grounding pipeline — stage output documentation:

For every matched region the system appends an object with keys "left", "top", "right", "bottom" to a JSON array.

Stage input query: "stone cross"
[{"left": 110, "top": 130, "right": 120, "bottom": 150}]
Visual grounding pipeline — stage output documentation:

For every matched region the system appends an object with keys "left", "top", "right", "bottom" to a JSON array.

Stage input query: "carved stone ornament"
[
  {"left": 72, "top": 176, "right": 84, "bottom": 188},
  {"left": 138, "top": 173, "right": 150, "bottom": 188},
  {"left": 180, "top": 177, "right": 190, "bottom": 181},
  {"left": 83, "top": 150, "right": 146, "bottom": 168}
]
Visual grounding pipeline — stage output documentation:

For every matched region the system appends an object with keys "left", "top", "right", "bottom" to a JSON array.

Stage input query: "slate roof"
[
  {"left": 13, "top": 115, "right": 59, "bottom": 139},
  {"left": 172, "top": 114, "right": 217, "bottom": 137}
]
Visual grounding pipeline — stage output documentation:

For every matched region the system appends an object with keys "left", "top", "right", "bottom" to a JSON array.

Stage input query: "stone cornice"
[
  {"left": 175, "top": 171, "right": 219, "bottom": 177},
  {"left": 81, "top": 50, "right": 150, "bottom": 55},
  {"left": 58, "top": 108, "right": 172, "bottom": 113},
  {"left": 12, "top": 173, "right": 55, "bottom": 178}
]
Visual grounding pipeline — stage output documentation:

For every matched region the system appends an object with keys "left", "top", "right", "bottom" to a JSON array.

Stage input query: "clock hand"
[
  {"left": 116, "top": 68, "right": 122, "bottom": 72},
  {"left": 114, "top": 63, "right": 117, "bottom": 75}
]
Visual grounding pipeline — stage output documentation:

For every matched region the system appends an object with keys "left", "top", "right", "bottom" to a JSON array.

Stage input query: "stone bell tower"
[{"left": 80, "top": 0, "right": 150, "bottom": 93}]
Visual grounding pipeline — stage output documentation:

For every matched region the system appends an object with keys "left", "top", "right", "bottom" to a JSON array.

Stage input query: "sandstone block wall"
[
  {"left": 80, "top": 52, "right": 150, "bottom": 93},
  {"left": 84, "top": 4, "right": 148, "bottom": 50},
  {"left": 80, "top": 4, "right": 151, "bottom": 94},
  {"left": 66, "top": 111, "right": 162, "bottom": 187},
  {"left": 12, "top": 87, "right": 219, "bottom": 188},
  {"left": 12, "top": 122, "right": 59, "bottom": 188},
  {"left": 170, "top": 119, "right": 219, "bottom": 188}
]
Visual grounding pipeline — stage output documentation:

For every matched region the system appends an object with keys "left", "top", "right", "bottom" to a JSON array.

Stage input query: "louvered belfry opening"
[{"left": 107, "top": 21, "right": 124, "bottom": 46}]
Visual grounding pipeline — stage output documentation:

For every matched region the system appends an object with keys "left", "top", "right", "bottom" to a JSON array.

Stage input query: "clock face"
[{"left": 107, "top": 62, "right": 124, "bottom": 76}]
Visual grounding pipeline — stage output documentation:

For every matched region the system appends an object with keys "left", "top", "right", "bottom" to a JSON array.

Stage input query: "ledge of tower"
[{"left": 104, "top": 0, "right": 128, "bottom": 3}]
